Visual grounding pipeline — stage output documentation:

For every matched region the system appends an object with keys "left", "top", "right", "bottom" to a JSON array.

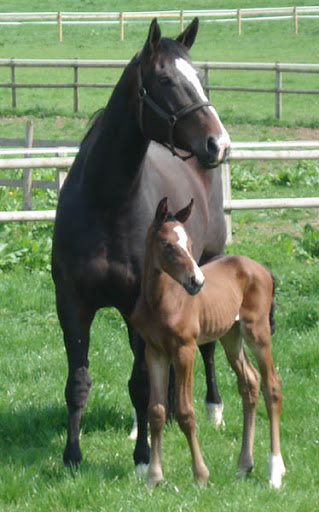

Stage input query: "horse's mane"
[{"left": 80, "top": 108, "right": 106, "bottom": 148}]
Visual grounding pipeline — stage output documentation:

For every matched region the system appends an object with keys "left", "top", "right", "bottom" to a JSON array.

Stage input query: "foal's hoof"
[
  {"left": 269, "top": 453, "right": 286, "bottom": 489},
  {"left": 147, "top": 468, "right": 163, "bottom": 490},
  {"left": 205, "top": 401, "right": 225, "bottom": 429},
  {"left": 195, "top": 465, "right": 210, "bottom": 487},
  {"left": 235, "top": 464, "right": 253, "bottom": 480}
]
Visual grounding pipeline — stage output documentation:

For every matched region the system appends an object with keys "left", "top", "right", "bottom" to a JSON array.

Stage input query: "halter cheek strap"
[{"left": 137, "top": 62, "right": 211, "bottom": 161}]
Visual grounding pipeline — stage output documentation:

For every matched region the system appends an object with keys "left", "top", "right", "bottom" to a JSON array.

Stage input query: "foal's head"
[
  {"left": 135, "top": 18, "right": 230, "bottom": 168},
  {"left": 148, "top": 197, "right": 205, "bottom": 295}
]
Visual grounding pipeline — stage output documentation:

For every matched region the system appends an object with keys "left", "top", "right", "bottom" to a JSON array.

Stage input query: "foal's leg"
[
  {"left": 144, "top": 346, "right": 170, "bottom": 488},
  {"left": 56, "top": 286, "right": 95, "bottom": 467},
  {"left": 220, "top": 324, "right": 259, "bottom": 477},
  {"left": 174, "top": 342, "right": 210, "bottom": 485},
  {"left": 199, "top": 342, "right": 224, "bottom": 428},
  {"left": 127, "top": 324, "right": 151, "bottom": 469},
  {"left": 245, "top": 326, "right": 285, "bottom": 488}
]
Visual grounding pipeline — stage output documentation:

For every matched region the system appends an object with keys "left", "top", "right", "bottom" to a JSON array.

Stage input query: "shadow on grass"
[{"left": 0, "top": 401, "right": 134, "bottom": 465}]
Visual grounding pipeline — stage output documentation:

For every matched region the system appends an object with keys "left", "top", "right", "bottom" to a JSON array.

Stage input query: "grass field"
[{"left": 1, "top": 1, "right": 319, "bottom": 511}]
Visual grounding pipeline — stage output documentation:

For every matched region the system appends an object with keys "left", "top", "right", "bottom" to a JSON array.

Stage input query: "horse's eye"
[{"left": 159, "top": 76, "right": 173, "bottom": 87}]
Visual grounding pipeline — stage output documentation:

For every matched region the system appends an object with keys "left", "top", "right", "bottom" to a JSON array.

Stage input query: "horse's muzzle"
[{"left": 196, "top": 135, "right": 230, "bottom": 169}]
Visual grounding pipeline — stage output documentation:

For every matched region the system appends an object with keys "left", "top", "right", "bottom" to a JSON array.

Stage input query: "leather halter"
[{"left": 136, "top": 61, "right": 211, "bottom": 161}]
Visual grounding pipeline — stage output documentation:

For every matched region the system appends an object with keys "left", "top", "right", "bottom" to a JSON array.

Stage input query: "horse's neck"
[{"left": 81, "top": 59, "right": 149, "bottom": 204}]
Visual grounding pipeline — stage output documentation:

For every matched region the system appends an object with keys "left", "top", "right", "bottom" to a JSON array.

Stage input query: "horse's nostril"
[{"left": 207, "top": 137, "right": 219, "bottom": 159}]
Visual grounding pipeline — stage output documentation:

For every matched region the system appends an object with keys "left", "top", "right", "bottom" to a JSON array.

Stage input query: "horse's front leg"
[
  {"left": 174, "top": 341, "right": 209, "bottom": 485},
  {"left": 199, "top": 342, "right": 224, "bottom": 428},
  {"left": 127, "top": 325, "right": 151, "bottom": 471},
  {"left": 144, "top": 346, "right": 170, "bottom": 489},
  {"left": 56, "top": 286, "right": 95, "bottom": 467}
]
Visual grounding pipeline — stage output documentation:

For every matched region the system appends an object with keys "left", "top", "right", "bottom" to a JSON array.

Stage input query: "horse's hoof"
[
  {"left": 63, "top": 442, "right": 82, "bottom": 469},
  {"left": 135, "top": 463, "right": 149, "bottom": 476},
  {"left": 205, "top": 401, "right": 225, "bottom": 429},
  {"left": 269, "top": 453, "right": 286, "bottom": 489}
]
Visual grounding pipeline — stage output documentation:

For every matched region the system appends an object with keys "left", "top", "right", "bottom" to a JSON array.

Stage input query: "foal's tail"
[{"left": 265, "top": 266, "right": 276, "bottom": 335}]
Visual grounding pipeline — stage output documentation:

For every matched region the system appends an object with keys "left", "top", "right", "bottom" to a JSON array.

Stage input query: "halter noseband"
[{"left": 136, "top": 61, "right": 211, "bottom": 161}]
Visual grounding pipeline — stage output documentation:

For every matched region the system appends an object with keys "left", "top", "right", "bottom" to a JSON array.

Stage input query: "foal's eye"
[{"left": 159, "top": 75, "right": 173, "bottom": 87}]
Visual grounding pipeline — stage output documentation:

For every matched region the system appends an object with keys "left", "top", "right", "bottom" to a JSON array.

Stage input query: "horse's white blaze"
[
  {"left": 175, "top": 58, "right": 231, "bottom": 155},
  {"left": 173, "top": 225, "right": 205, "bottom": 286},
  {"left": 268, "top": 452, "right": 286, "bottom": 489}
]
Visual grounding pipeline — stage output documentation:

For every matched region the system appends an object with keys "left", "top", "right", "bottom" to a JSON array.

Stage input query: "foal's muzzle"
[{"left": 184, "top": 275, "right": 205, "bottom": 296}]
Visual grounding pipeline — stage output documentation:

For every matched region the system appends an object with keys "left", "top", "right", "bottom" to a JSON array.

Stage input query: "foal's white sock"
[{"left": 268, "top": 452, "right": 286, "bottom": 488}]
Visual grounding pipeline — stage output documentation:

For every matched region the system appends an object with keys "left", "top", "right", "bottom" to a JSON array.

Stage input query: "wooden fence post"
[
  {"left": 294, "top": 6, "right": 298, "bottom": 35},
  {"left": 23, "top": 121, "right": 33, "bottom": 210},
  {"left": 237, "top": 9, "right": 242, "bottom": 36},
  {"left": 221, "top": 162, "right": 232, "bottom": 243},
  {"left": 204, "top": 65, "right": 210, "bottom": 100},
  {"left": 56, "top": 151, "right": 68, "bottom": 197},
  {"left": 180, "top": 10, "right": 184, "bottom": 32},
  {"left": 10, "top": 58, "right": 17, "bottom": 108},
  {"left": 275, "top": 63, "right": 282, "bottom": 120},
  {"left": 74, "top": 60, "right": 79, "bottom": 112},
  {"left": 58, "top": 11, "right": 63, "bottom": 42},
  {"left": 120, "top": 12, "right": 124, "bottom": 41}
]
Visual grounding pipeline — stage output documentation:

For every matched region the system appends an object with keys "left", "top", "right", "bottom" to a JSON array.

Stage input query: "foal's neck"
[
  {"left": 142, "top": 244, "right": 186, "bottom": 312},
  {"left": 82, "top": 58, "right": 149, "bottom": 205}
]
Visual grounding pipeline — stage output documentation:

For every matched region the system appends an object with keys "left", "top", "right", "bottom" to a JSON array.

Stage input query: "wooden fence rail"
[
  {"left": 1, "top": 132, "right": 318, "bottom": 242},
  {"left": 1, "top": 58, "right": 318, "bottom": 118},
  {"left": 1, "top": 7, "right": 319, "bottom": 40}
]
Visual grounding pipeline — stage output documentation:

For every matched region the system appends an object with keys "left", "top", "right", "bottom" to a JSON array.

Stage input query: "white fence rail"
[
  {"left": 1, "top": 7, "right": 318, "bottom": 40},
  {"left": 1, "top": 58, "right": 319, "bottom": 119},
  {"left": 1, "top": 139, "right": 318, "bottom": 242}
]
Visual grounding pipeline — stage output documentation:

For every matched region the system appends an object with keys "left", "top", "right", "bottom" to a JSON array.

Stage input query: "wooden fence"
[
  {"left": 1, "top": 7, "right": 319, "bottom": 40},
  {"left": 0, "top": 58, "right": 319, "bottom": 119},
  {"left": 1, "top": 124, "right": 319, "bottom": 242}
]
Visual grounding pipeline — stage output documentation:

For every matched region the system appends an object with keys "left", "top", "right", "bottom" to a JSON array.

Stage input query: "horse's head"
[
  {"left": 148, "top": 197, "right": 205, "bottom": 295},
  {"left": 136, "top": 18, "right": 230, "bottom": 169}
]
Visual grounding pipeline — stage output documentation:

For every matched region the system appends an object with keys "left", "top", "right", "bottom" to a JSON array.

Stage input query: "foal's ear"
[
  {"left": 144, "top": 18, "right": 161, "bottom": 55},
  {"left": 175, "top": 198, "right": 194, "bottom": 224},
  {"left": 155, "top": 197, "right": 168, "bottom": 224},
  {"left": 176, "top": 18, "right": 199, "bottom": 49}
]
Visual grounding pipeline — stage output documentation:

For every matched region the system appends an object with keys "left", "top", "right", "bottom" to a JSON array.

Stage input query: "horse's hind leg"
[
  {"left": 220, "top": 324, "right": 259, "bottom": 478},
  {"left": 245, "top": 326, "right": 285, "bottom": 488},
  {"left": 174, "top": 342, "right": 209, "bottom": 485},
  {"left": 127, "top": 324, "right": 151, "bottom": 470},
  {"left": 199, "top": 342, "right": 224, "bottom": 428},
  {"left": 56, "top": 285, "right": 95, "bottom": 467},
  {"left": 144, "top": 346, "right": 170, "bottom": 488}
]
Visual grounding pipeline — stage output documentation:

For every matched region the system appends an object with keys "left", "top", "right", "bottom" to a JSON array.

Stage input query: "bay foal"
[{"left": 131, "top": 198, "right": 285, "bottom": 489}]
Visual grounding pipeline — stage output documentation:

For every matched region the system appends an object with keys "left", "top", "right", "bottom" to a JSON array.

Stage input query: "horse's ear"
[
  {"left": 144, "top": 18, "right": 161, "bottom": 55},
  {"left": 175, "top": 198, "right": 194, "bottom": 224},
  {"left": 155, "top": 197, "right": 168, "bottom": 224},
  {"left": 176, "top": 18, "right": 199, "bottom": 49}
]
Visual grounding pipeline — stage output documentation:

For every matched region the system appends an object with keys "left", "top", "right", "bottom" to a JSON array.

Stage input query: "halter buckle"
[
  {"left": 168, "top": 115, "right": 177, "bottom": 127},
  {"left": 139, "top": 87, "right": 147, "bottom": 99}
]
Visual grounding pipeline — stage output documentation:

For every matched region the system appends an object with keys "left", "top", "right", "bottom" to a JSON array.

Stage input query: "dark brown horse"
[
  {"left": 51, "top": 18, "right": 230, "bottom": 470},
  {"left": 131, "top": 198, "right": 285, "bottom": 488}
]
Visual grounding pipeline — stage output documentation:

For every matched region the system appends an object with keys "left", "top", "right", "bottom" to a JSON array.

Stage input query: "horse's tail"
[{"left": 264, "top": 266, "right": 276, "bottom": 335}]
